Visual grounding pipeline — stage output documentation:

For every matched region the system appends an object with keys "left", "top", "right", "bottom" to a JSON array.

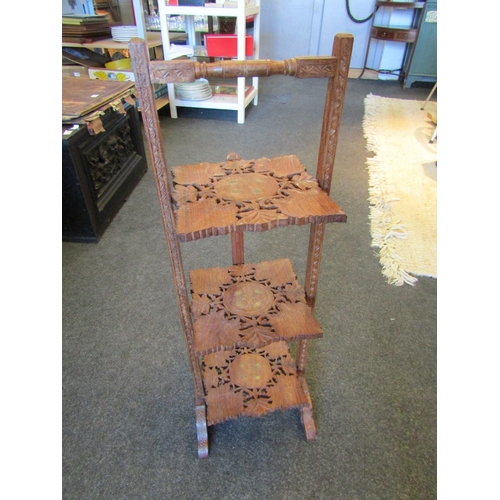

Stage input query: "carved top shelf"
[{"left": 171, "top": 153, "right": 346, "bottom": 241}]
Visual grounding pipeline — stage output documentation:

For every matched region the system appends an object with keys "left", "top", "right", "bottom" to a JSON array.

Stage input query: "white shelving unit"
[{"left": 157, "top": 0, "right": 261, "bottom": 124}]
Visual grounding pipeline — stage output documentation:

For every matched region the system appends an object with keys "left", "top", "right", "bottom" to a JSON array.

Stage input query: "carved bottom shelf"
[
  {"left": 190, "top": 258, "right": 323, "bottom": 355},
  {"left": 201, "top": 341, "right": 310, "bottom": 426}
]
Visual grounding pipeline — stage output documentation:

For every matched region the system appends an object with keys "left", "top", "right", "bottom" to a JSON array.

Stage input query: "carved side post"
[
  {"left": 129, "top": 40, "right": 206, "bottom": 411},
  {"left": 231, "top": 232, "right": 245, "bottom": 265},
  {"left": 299, "top": 34, "right": 354, "bottom": 376},
  {"left": 316, "top": 33, "right": 354, "bottom": 195}
]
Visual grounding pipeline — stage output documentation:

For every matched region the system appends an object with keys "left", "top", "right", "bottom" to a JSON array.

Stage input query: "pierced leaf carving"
[
  {"left": 291, "top": 171, "right": 319, "bottom": 190},
  {"left": 191, "top": 294, "right": 211, "bottom": 318},
  {"left": 172, "top": 184, "right": 198, "bottom": 205},
  {"left": 239, "top": 324, "right": 275, "bottom": 346},
  {"left": 230, "top": 263, "right": 256, "bottom": 279},
  {"left": 243, "top": 394, "right": 272, "bottom": 416},
  {"left": 237, "top": 208, "right": 288, "bottom": 226},
  {"left": 194, "top": 311, "right": 241, "bottom": 354},
  {"left": 203, "top": 366, "right": 220, "bottom": 389},
  {"left": 283, "top": 281, "right": 306, "bottom": 303}
]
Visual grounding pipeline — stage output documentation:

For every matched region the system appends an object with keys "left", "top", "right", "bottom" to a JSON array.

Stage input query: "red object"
[{"left": 204, "top": 35, "right": 253, "bottom": 58}]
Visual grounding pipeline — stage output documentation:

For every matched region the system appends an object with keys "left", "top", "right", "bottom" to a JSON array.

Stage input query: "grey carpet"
[{"left": 62, "top": 76, "right": 437, "bottom": 499}]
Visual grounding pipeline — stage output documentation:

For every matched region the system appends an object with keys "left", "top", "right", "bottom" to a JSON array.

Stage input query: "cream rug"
[{"left": 363, "top": 94, "right": 437, "bottom": 286}]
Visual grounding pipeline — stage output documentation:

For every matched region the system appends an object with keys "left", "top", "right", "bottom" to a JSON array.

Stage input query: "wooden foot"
[
  {"left": 298, "top": 377, "right": 317, "bottom": 441},
  {"left": 300, "top": 405, "right": 317, "bottom": 441},
  {"left": 195, "top": 405, "right": 209, "bottom": 458}
]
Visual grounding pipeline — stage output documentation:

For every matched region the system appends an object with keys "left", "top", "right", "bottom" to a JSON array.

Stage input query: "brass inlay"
[
  {"left": 223, "top": 282, "right": 274, "bottom": 316},
  {"left": 229, "top": 353, "right": 272, "bottom": 388},
  {"left": 214, "top": 173, "right": 279, "bottom": 201}
]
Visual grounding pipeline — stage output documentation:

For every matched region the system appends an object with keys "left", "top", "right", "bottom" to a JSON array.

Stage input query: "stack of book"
[{"left": 62, "top": 14, "right": 111, "bottom": 43}]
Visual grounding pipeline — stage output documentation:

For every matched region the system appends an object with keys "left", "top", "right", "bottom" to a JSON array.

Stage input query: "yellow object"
[
  {"left": 105, "top": 58, "right": 132, "bottom": 70},
  {"left": 92, "top": 70, "right": 107, "bottom": 80}
]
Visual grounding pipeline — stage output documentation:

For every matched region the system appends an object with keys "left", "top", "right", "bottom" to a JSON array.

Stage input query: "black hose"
[{"left": 346, "top": 0, "right": 374, "bottom": 23}]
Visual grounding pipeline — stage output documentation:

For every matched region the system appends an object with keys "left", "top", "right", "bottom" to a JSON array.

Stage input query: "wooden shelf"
[
  {"left": 375, "top": 1, "right": 425, "bottom": 8},
  {"left": 190, "top": 258, "right": 324, "bottom": 355},
  {"left": 171, "top": 153, "right": 345, "bottom": 242},
  {"left": 202, "top": 341, "right": 310, "bottom": 426},
  {"left": 61, "top": 31, "right": 164, "bottom": 49},
  {"left": 62, "top": 31, "right": 182, "bottom": 112}
]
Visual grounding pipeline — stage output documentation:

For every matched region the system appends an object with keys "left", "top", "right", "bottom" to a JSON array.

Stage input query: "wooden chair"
[{"left": 129, "top": 33, "right": 354, "bottom": 458}]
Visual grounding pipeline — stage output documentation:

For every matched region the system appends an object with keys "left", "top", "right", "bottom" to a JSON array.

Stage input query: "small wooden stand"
[{"left": 129, "top": 33, "right": 353, "bottom": 456}]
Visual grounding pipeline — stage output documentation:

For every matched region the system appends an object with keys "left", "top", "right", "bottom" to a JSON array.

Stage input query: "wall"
[{"left": 259, "top": 0, "right": 376, "bottom": 68}]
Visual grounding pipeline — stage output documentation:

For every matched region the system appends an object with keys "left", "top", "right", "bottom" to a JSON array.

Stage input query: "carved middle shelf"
[{"left": 190, "top": 258, "right": 323, "bottom": 355}]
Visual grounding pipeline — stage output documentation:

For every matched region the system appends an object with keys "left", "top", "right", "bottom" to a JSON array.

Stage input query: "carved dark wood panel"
[{"left": 85, "top": 121, "right": 136, "bottom": 194}]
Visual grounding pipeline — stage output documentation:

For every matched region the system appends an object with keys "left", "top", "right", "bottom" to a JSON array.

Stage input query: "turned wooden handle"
[{"left": 147, "top": 56, "right": 337, "bottom": 84}]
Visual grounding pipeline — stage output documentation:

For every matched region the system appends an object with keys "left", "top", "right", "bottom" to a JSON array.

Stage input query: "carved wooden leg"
[
  {"left": 296, "top": 338, "right": 310, "bottom": 374},
  {"left": 301, "top": 406, "right": 317, "bottom": 441},
  {"left": 297, "top": 221, "right": 325, "bottom": 439},
  {"left": 195, "top": 404, "right": 209, "bottom": 458},
  {"left": 299, "top": 377, "right": 317, "bottom": 440}
]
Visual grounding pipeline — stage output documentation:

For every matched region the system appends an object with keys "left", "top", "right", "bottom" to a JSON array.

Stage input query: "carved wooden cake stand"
[{"left": 129, "top": 33, "right": 354, "bottom": 457}]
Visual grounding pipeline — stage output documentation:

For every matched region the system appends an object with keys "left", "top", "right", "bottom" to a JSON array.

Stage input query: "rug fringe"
[{"left": 364, "top": 94, "right": 418, "bottom": 286}]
